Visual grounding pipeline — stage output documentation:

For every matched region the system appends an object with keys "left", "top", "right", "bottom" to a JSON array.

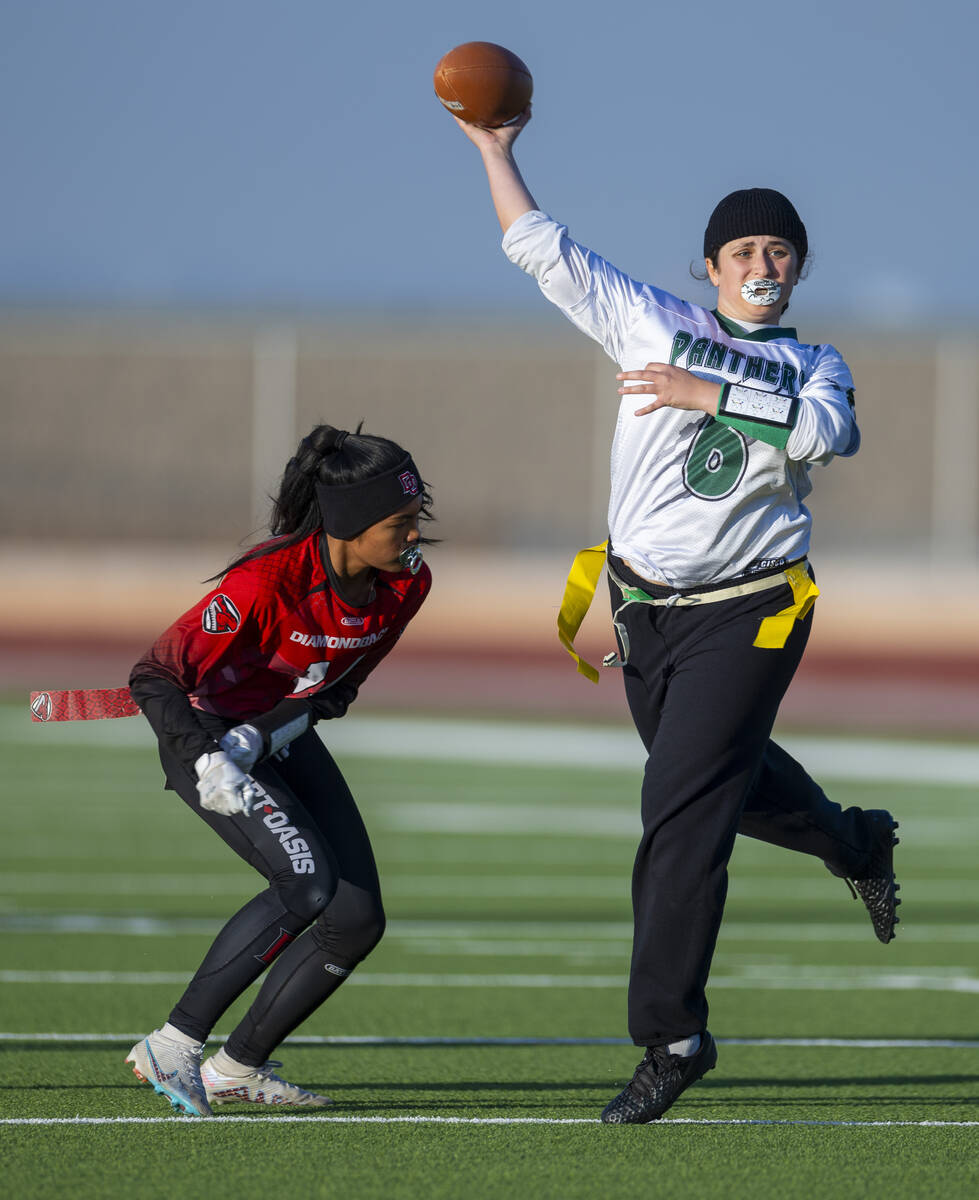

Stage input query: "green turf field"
[{"left": 1, "top": 703, "right": 976, "bottom": 1198}]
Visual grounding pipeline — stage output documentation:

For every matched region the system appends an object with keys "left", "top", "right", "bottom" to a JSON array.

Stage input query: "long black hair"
[{"left": 213, "top": 423, "right": 436, "bottom": 578}]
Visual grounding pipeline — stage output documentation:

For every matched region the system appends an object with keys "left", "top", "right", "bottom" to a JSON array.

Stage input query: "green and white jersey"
[{"left": 502, "top": 210, "right": 860, "bottom": 589}]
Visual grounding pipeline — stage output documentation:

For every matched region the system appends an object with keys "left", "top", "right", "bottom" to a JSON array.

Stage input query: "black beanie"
[{"left": 703, "top": 188, "right": 808, "bottom": 264}]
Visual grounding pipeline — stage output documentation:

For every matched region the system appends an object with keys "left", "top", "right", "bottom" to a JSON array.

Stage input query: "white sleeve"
[
  {"left": 502, "top": 210, "right": 645, "bottom": 362},
  {"left": 786, "top": 344, "right": 860, "bottom": 464}
]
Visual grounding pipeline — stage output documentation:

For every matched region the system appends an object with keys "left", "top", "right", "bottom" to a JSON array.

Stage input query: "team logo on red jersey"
[
  {"left": 398, "top": 470, "right": 420, "bottom": 496},
  {"left": 30, "top": 692, "right": 52, "bottom": 722},
  {"left": 202, "top": 594, "right": 241, "bottom": 634}
]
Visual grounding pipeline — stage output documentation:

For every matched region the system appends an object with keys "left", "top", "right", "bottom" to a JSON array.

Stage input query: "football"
[{"left": 433, "top": 41, "right": 533, "bottom": 128}]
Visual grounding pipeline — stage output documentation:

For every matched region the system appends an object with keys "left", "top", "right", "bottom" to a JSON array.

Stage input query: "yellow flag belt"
[
  {"left": 556, "top": 541, "right": 611, "bottom": 684},
  {"left": 557, "top": 542, "right": 819, "bottom": 682}
]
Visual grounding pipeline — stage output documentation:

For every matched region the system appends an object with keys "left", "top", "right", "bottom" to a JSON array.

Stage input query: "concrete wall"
[{"left": 2, "top": 314, "right": 977, "bottom": 560}]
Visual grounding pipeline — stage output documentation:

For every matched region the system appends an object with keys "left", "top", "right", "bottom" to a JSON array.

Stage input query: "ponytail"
[{"left": 210, "top": 423, "right": 435, "bottom": 579}]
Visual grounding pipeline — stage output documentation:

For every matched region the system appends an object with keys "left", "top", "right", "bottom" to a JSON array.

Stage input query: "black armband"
[{"left": 715, "top": 382, "right": 798, "bottom": 449}]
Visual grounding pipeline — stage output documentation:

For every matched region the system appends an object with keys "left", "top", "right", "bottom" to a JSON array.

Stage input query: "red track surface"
[
  {"left": 5, "top": 634, "right": 978, "bottom": 736},
  {"left": 4, "top": 546, "right": 978, "bottom": 734}
]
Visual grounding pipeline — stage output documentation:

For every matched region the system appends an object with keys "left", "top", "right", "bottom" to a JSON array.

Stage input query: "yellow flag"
[
  {"left": 753, "top": 564, "right": 820, "bottom": 648},
  {"left": 557, "top": 541, "right": 609, "bottom": 683}
]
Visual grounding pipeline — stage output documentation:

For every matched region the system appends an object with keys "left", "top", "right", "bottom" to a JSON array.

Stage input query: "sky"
[{"left": 2, "top": 0, "right": 977, "bottom": 328}]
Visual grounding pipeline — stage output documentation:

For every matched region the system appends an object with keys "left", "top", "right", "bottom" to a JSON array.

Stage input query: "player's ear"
[{"left": 705, "top": 257, "right": 720, "bottom": 286}]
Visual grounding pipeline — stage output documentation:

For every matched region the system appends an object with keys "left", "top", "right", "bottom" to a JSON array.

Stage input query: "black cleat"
[
  {"left": 600, "top": 1032, "right": 717, "bottom": 1124},
  {"left": 834, "top": 809, "right": 901, "bottom": 943}
]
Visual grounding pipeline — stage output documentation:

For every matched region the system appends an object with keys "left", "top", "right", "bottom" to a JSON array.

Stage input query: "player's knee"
[
  {"left": 342, "top": 891, "right": 386, "bottom": 958},
  {"left": 348, "top": 903, "right": 386, "bottom": 958},
  {"left": 275, "top": 875, "right": 337, "bottom": 925},
  {"left": 314, "top": 887, "right": 385, "bottom": 961}
]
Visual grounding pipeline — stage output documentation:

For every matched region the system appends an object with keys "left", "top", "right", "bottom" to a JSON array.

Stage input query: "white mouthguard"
[{"left": 741, "top": 278, "right": 782, "bottom": 306}]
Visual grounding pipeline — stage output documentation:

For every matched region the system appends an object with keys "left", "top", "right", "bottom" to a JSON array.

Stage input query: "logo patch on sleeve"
[{"left": 202, "top": 594, "right": 241, "bottom": 634}]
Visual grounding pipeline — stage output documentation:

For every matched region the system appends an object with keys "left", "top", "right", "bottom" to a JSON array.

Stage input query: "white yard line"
[
  {"left": 2, "top": 1032, "right": 978, "bottom": 1048},
  {"left": 2, "top": 1115, "right": 976, "bottom": 1128},
  {"left": 2, "top": 873, "right": 976, "bottom": 901},
  {"left": 2, "top": 969, "right": 977, "bottom": 992},
  {"left": 4, "top": 913, "right": 978, "bottom": 944},
  {"left": 5, "top": 709, "right": 978, "bottom": 786},
  {"left": 375, "top": 804, "right": 977, "bottom": 843}
]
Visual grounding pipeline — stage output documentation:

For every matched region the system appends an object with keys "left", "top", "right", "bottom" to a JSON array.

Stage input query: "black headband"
[{"left": 315, "top": 454, "right": 422, "bottom": 539}]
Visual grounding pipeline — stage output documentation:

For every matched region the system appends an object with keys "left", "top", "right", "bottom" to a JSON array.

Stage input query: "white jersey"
[{"left": 502, "top": 210, "right": 860, "bottom": 589}]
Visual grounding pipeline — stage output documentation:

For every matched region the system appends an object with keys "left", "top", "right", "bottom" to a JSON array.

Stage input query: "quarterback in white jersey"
[
  {"left": 452, "top": 105, "right": 899, "bottom": 1127},
  {"left": 503, "top": 210, "right": 859, "bottom": 588}
]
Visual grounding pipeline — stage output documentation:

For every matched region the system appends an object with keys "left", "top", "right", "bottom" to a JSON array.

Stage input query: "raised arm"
[{"left": 453, "top": 108, "right": 538, "bottom": 233}]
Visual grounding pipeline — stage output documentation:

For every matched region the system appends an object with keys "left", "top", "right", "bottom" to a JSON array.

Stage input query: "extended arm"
[{"left": 453, "top": 110, "right": 537, "bottom": 233}]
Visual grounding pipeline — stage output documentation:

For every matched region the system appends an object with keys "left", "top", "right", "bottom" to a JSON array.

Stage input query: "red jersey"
[{"left": 133, "top": 533, "right": 431, "bottom": 721}]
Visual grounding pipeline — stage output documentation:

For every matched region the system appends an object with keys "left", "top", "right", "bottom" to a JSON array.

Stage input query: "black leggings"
[
  {"left": 159, "top": 726, "right": 383, "bottom": 1065},
  {"left": 608, "top": 556, "right": 874, "bottom": 1047}
]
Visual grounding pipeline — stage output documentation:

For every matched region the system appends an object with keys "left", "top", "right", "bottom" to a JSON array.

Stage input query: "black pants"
[
  {"left": 608, "top": 555, "right": 873, "bottom": 1047},
  {"left": 159, "top": 726, "right": 383, "bottom": 1065}
]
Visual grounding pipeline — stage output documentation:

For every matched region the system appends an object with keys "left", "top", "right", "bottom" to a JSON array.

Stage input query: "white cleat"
[
  {"left": 126, "top": 1030, "right": 212, "bottom": 1117},
  {"left": 201, "top": 1056, "right": 333, "bottom": 1108}
]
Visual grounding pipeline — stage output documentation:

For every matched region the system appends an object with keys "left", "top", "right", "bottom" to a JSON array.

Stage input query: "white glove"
[
  {"left": 219, "top": 724, "right": 264, "bottom": 772},
  {"left": 194, "top": 751, "right": 258, "bottom": 816}
]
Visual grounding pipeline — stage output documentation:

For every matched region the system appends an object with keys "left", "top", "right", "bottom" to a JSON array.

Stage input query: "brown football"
[{"left": 433, "top": 41, "right": 532, "bottom": 128}]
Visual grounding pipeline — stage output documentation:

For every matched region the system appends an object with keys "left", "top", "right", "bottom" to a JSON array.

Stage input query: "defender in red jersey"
[
  {"left": 124, "top": 425, "right": 434, "bottom": 1117},
  {"left": 132, "top": 523, "right": 429, "bottom": 730}
]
